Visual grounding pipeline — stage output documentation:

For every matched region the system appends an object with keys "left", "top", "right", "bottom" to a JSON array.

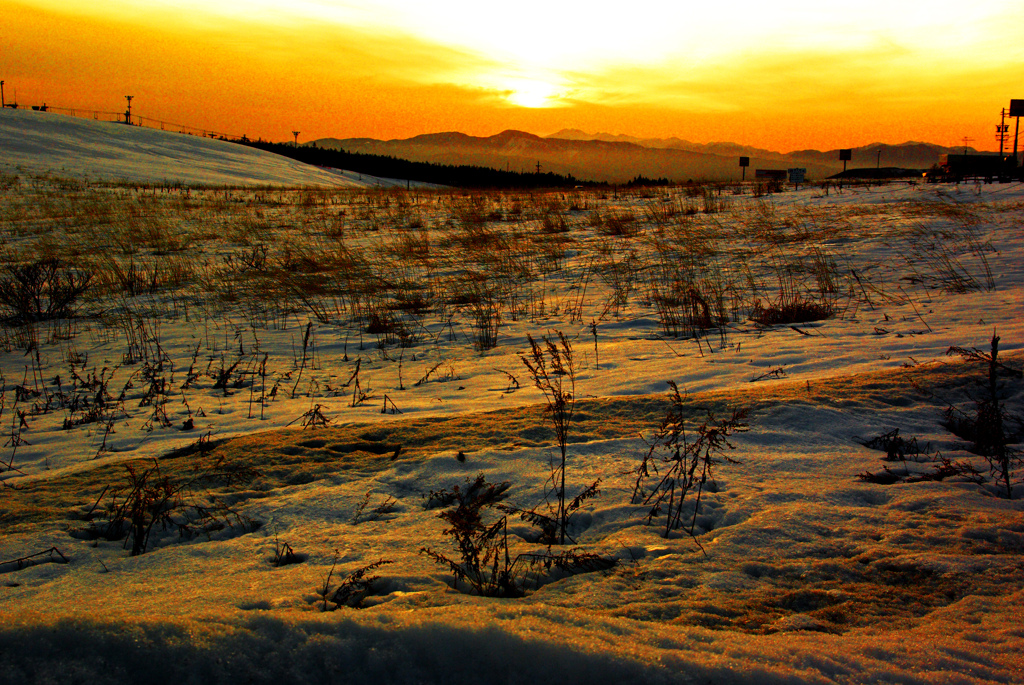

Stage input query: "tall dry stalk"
[{"left": 520, "top": 331, "right": 577, "bottom": 544}]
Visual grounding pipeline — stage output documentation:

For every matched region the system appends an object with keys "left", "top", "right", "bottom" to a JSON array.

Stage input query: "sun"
[{"left": 502, "top": 79, "right": 563, "bottom": 109}]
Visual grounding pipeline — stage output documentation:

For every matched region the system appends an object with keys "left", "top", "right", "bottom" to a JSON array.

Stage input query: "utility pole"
[
  {"left": 997, "top": 108, "right": 1009, "bottom": 157},
  {"left": 125, "top": 95, "right": 134, "bottom": 125},
  {"left": 876, "top": 149, "right": 881, "bottom": 169},
  {"left": 961, "top": 136, "right": 974, "bottom": 154},
  {"left": 292, "top": 131, "right": 300, "bottom": 146},
  {"left": 1, "top": 81, "right": 5, "bottom": 108},
  {"left": 535, "top": 161, "right": 541, "bottom": 174}
]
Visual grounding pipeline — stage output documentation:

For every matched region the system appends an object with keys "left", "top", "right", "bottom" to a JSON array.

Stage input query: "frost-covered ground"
[{"left": 1, "top": 111, "right": 1023, "bottom": 684}]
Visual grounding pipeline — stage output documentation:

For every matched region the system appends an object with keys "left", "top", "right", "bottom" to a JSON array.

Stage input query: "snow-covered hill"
[{"left": 0, "top": 108, "right": 391, "bottom": 187}]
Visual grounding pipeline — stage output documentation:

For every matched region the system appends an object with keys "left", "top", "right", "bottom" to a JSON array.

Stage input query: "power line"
[{"left": 26, "top": 105, "right": 249, "bottom": 142}]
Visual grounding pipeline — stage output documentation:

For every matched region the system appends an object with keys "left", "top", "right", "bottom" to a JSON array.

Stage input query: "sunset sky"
[{"left": 4, "top": 0, "right": 1023, "bottom": 151}]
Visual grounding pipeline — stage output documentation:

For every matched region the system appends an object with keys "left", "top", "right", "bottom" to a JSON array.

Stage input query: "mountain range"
[{"left": 314, "top": 129, "right": 975, "bottom": 184}]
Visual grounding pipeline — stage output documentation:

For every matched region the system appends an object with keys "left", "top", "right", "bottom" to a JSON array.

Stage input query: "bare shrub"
[
  {"left": 0, "top": 547, "right": 68, "bottom": 573},
  {"left": 270, "top": 534, "right": 303, "bottom": 567},
  {"left": 0, "top": 258, "right": 93, "bottom": 324},
  {"left": 857, "top": 456, "right": 983, "bottom": 486}
]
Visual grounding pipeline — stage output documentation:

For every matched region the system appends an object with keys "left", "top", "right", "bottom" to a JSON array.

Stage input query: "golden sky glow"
[{"left": 4, "top": 0, "right": 1023, "bottom": 150}]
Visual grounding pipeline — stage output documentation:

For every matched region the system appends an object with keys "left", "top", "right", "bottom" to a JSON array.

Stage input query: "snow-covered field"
[{"left": 1, "top": 109, "right": 1022, "bottom": 684}]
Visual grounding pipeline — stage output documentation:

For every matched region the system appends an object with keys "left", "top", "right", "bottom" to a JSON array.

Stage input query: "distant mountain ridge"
[
  {"left": 547, "top": 129, "right": 972, "bottom": 175},
  {"left": 547, "top": 128, "right": 782, "bottom": 160},
  {"left": 316, "top": 129, "right": 975, "bottom": 183}
]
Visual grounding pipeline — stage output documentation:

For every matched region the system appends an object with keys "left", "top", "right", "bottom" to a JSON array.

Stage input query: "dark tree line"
[
  {"left": 625, "top": 175, "right": 671, "bottom": 187},
  {"left": 239, "top": 140, "right": 586, "bottom": 189}
]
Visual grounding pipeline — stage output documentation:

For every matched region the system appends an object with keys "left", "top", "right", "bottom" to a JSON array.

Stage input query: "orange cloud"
[{"left": 4, "top": 0, "right": 1023, "bottom": 150}]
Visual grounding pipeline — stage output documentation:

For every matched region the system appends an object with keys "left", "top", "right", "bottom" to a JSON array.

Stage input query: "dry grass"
[
  {"left": 0, "top": 177, "right": 1012, "bottom": 489},
  {"left": 0, "top": 178, "right": 998, "bottom": 351}
]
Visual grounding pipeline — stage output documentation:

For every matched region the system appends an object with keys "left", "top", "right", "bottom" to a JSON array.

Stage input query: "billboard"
[
  {"left": 839, "top": 149, "right": 853, "bottom": 161},
  {"left": 1010, "top": 99, "right": 1024, "bottom": 117},
  {"left": 739, "top": 156, "right": 750, "bottom": 167}
]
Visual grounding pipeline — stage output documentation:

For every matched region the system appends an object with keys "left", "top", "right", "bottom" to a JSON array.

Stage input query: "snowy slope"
[{"left": 0, "top": 108, "right": 393, "bottom": 187}]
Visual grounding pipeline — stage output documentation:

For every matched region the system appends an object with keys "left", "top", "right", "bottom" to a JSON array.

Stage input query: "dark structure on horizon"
[{"left": 929, "top": 153, "right": 1020, "bottom": 183}]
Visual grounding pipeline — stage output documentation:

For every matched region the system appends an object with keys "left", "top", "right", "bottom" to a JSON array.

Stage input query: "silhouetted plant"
[
  {"left": 855, "top": 427, "right": 934, "bottom": 476},
  {"left": 504, "top": 479, "right": 601, "bottom": 546},
  {"left": 521, "top": 331, "right": 578, "bottom": 544},
  {"left": 749, "top": 298, "right": 832, "bottom": 326},
  {"left": 420, "top": 475, "right": 609, "bottom": 597},
  {"left": 84, "top": 457, "right": 259, "bottom": 556},
  {"left": 0, "top": 547, "right": 68, "bottom": 573},
  {"left": 421, "top": 475, "right": 519, "bottom": 596},
  {"left": 350, "top": 490, "right": 397, "bottom": 524},
  {"left": 857, "top": 456, "right": 983, "bottom": 486},
  {"left": 317, "top": 553, "right": 392, "bottom": 610},
  {"left": 633, "top": 381, "right": 747, "bottom": 544},
  {"left": 945, "top": 333, "right": 1023, "bottom": 498},
  {"left": 271, "top": 538, "right": 300, "bottom": 567}
]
